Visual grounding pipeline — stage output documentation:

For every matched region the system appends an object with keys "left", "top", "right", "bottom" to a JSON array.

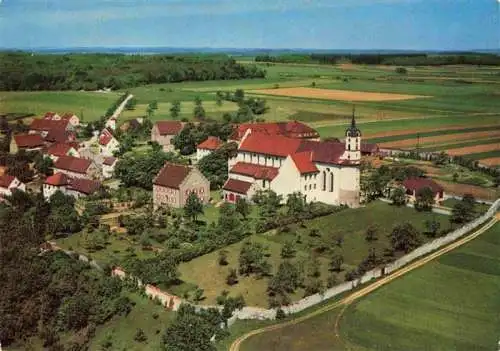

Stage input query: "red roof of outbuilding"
[
  {"left": 45, "top": 129, "right": 75, "bottom": 143},
  {"left": 13, "top": 134, "right": 45, "bottom": 148},
  {"left": 54, "top": 156, "right": 92, "bottom": 174},
  {"left": 223, "top": 178, "right": 252, "bottom": 194},
  {"left": 155, "top": 121, "right": 183, "bottom": 136},
  {"left": 103, "top": 157, "right": 117, "bottom": 166},
  {"left": 30, "top": 118, "right": 69, "bottom": 132},
  {"left": 68, "top": 178, "right": 101, "bottom": 195},
  {"left": 44, "top": 112, "right": 57, "bottom": 119},
  {"left": 0, "top": 175, "right": 16, "bottom": 188},
  {"left": 231, "top": 121, "right": 319, "bottom": 141},
  {"left": 45, "top": 172, "right": 70, "bottom": 186},
  {"left": 230, "top": 162, "right": 279, "bottom": 181},
  {"left": 47, "top": 143, "right": 74, "bottom": 157},
  {"left": 402, "top": 178, "right": 444, "bottom": 194},
  {"left": 290, "top": 152, "right": 318, "bottom": 174},
  {"left": 198, "top": 136, "right": 223, "bottom": 151},
  {"left": 153, "top": 162, "right": 191, "bottom": 189},
  {"left": 61, "top": 113, "right": 76, "bottom": 120}
]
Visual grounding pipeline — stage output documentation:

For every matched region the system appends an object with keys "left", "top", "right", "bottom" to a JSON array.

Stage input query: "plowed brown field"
[
  {"left": 446, "top": 143, "right": 500, "bottom": 156},
  {"left": 379, "top": 131, "right": 500, "bottom": 148},
  {"left": 479, "top": 157, "right": 500, "bottom": 167},
  {"left": 250, "top": 87, "right": 429, "bottom": 102}
]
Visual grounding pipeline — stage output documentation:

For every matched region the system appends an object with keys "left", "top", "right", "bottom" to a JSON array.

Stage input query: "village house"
[
  {"left": 196, "top": 136, "right": 223, "bottom": 161},
  {"left": 229, "top": 121, "right": 320, "bottom": 142},
  {"left": 0, "top": 174, "right": 26, "bottom": 198},
  {"left": 98, "top": 128, "right": 120, "bottom": 157},
  {"left": 43, "top": 172, "right": 101, "bottom": 200},
  {"left": 10, "top": 134, "right": 45, "bottom": 153},
  {"left": 29, "top": 118, "right": 73, "bottom": 137},
  {"left": 102, "top": 157, "right": 118, "bottom": 179},
  {"left": 151, "top": 121, "right": 184, "bottom": 152},
  {"left": 53, "top": 155, "right": 100, "bottom": 180},
  {"left": 223, "top": 116, "right": 362, "bottom": 207},
  {"left": 402, "top": 177, "right": 445, "bottom": 205},
  {"left": 153, "top": 162, "right": 210, "bottom": 209},
  {"left": 44, "top": 112, "right": 80, "bottom": 127},
  {"left": 46, "top": 143, "right": 80, "bottom": 161}
]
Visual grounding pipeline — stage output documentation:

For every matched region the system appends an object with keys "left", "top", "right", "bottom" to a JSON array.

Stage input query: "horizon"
[{"left": 0, "top": 0, "right": 499, "bottom": 51}]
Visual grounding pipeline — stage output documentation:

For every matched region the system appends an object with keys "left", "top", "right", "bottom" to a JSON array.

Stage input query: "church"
[{"left": 222, "top": 114, "right": 362, "bottom": 207}]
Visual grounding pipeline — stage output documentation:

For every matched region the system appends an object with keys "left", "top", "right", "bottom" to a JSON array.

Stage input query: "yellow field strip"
[{"left": 229, "top": 216, "right": 498, "bottom": 351}]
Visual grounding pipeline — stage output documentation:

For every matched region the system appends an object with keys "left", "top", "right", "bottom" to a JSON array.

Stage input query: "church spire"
[
  {"left": 350, "top": 105, "right": 357, "bottom": 129},
  {"left": 346, "top": 105, "right": 361, "bottom": 137}
]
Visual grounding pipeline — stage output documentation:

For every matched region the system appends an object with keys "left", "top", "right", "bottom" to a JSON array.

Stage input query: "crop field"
[
  {"left": 479, "top": 157, "right": 500, "bottom": 167},
  {"left": 178, "top": 201, "right": 449, "bottom": 307},
  {"left": 446, "top": 143, "right": 500, "bottom": 157},
  {"left": 239, "top": 222, "right": 500, "bottom": 351},
  {"left": 0, "top": 90, "right": 120, "bottom": 122},
  {"left": 249, "top": 87, "right": 429, "bottom": 102}
]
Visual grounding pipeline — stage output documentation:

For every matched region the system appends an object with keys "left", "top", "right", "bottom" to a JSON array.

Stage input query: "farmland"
[{"left": 238, "top": 222, "right": 500, "bottom": 351}]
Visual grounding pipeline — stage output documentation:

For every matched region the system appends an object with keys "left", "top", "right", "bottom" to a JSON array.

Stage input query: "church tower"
[{"left": 344, "top": 106, "right": 361, "bottom": 161}]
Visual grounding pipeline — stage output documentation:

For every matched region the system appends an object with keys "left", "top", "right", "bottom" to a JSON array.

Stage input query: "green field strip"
[
  {"left": 463, "top": 150, "right": 500, "bottom": 160},
  {"left": 418, "top": 138, "right": 500, "bottom": 152},
  {"left": 365, "top": 126, "right": 500, "bottom": 143}
]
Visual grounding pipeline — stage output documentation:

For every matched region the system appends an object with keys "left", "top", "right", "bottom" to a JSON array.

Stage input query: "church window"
[
  {"left": 304, "top": 185, "right": 307, "bottom": 191},
  {"left": 322, "top": 171, "right": 326, "bottom": 191},
  {"left": 329, "top": 173, "right": 334, "bottom": 192}
]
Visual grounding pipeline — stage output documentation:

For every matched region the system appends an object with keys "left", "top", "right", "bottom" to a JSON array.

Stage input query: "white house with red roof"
[
  {"left": 10, "top": 134, "right": 45, "bottom": 153},
  {"left": 53, "top": 155, "right": 100, "bottom": 180},
  {"left": 151, "top": 121, "right": 184, "bottom": 152},
  {"left": 46, "top": 143, "right": 79, "bottom": 161},
  {"left": 402, "top": 177, "right": 445, "bottom": 205},
  {"left": 223, "top": 115, "right": 362, "bottom": 207},
  {"left": 0, "top": 174, "right": 26, "bottom": 197},
  {"left": 44, "top": 112, "right": 80, "bottom": 127},
  {"left": 43, "top": 172, "right": 101, "bottom": 200},
  {"left": 196, "top": 136, "right": 223, "bottom": 161},
  {"left": 98, "top": 128, "right": 120, "bottom": 157},
  {"left": 102, "top": 157, "right": 118, "bottom": 179}
]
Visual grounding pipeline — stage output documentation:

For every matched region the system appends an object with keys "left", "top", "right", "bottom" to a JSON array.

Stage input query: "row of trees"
[{"left": 0, "top": 53, "right": 267, "bottom": 91}]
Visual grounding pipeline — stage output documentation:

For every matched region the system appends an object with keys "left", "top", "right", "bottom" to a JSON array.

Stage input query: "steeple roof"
[{"left": 346, "top": 106, "right": 361, "bottom": 137}]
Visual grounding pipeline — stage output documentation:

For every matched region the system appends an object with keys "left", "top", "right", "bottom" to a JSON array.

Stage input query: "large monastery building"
[{"left": 223, "top": 116, "right": 362, "bottom": 207}]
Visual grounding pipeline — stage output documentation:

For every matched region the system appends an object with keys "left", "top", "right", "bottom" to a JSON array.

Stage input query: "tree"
[
  {"left": 414, "top": 187, "right": 435, "bottom": 212},
  {"left": 34, "top": 154, "right": 54, "bottom": 177},
  {"left": 395, "top": 67, "right": 408, "bottom": 74},
  {"left": 234, "top": 89, "right": 245, "bottom": 104},
  {"left": 365, "top": 225, "right": 378, "bottom": 242},
  {"left": 215, "top": 91, "right": 224, "bottom": 106},
  {"left": 235, "top": 197, "right": 251, "bottom": 219},
  {"left": 424, "top": 218, "right": 441, "bottom": 237},
  {"left": 238, "top": 241, "right": 270, "bottom": 276},
  {"left": 193, "top": 96, "right": 206, "bottom": 119},
  {"left": 184, "top": 192, "right": 203, "bottom": 221},
  {"left": 134, "top": 328, "right": 147, "bottom": 342},
  {"left": 329, "top": 253, "right": 343, "bottom": 272},
  {"left": 450, "top": 194, "right": 476, "bottom": 224},
  {"left": 149, "top": 100, "right": 158, "bottom": 110},
  {"left": 218, "top": 250, "right": 228, "bottom": 266},
  {"left": 389, "top": 222, "right": 422, "bottom": 253},
  {"left": 125, "top": 97, "right": 137, "bottom": 110},
  {"left": 390, "top": 187, "right": 406, "bottom": 206},
  {"left": 217, "top": 203, "right": 241, "bottom": 236},
  {"left": 268, "top": 261, "right": 302, "bottom": 297},
  {"left": 226, "top": 268, "right": 238, "bottom": 286},
  {"left": 193, "top": 288, "right": 205, "bottom": 302},
  {"left": 170, "top": 100, "right": 181, "bottom": 119},
  {"left": 286, "top": 192, "right": 306, "bottom": 215},
  {"left": 280, "top": 241, "right": 296, "bottom": 259}
]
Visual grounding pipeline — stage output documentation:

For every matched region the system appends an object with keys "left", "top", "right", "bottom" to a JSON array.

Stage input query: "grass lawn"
[
  {"left": 179, "top": 201, "right": 450, "bottom": 308},
  {"left": 238, "top": 222, "right": 500, "bottom": 351},
  {"left": 0, "top": 91, "right": 120, "bottom": 122},
  {"left": 441, "top": 198, "right": 491, "bottom": 214},
  {"left": 89, "top": 292, "right": 175, "bottom": 351}
]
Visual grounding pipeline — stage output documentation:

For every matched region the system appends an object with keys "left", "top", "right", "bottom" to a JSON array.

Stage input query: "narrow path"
[
  {"left": 229, "top": 215, "right": 498, "bottom": 351},
  {"left": 111, "top": 93, "right": 134, "bottom": 119}
]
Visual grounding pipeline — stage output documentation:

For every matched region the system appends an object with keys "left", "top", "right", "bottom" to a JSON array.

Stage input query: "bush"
[
  {"left": 134, "top": 328, "right": 147, "bottom": 343},
  {"left": 276, "top": 307, "right": 286, "bottom": 320}
]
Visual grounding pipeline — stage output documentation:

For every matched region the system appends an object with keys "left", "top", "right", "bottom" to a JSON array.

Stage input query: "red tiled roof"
[
  {"left": 30, "top": 118, "right": 69, "bottom": 132},
  {"left": 298, "top": 140, "right": 348, "bottom": 165},
  {"left": 290, "top": 152, "right": 318, "bottom": 174},
  {"left": 402, "top": 177, "right": 444, "bottom": 194},
  {"left": 44, "top": 112, "right": 57, "bottom": 119},
  {"left": 14, "top": 134, "right": 45, "bottom": 148},
  {"left": 103, "top": 157, "right": 117, "bottom": 166},
  {"left": 197, "top": 136, "right": 223, "bottom": 150},
  {"left": 99, "top": 129, "right": 114, "bottom": 146},
  {"left": 230, "top": 162, "right": 279, "bottom": 181},
  {"left": 223, "top": 178, "right": 252, "bottom": 194},
  {"left": 45, "top": 172, "right": 69, "bottom": 186},
  {"left": 47, "top": 143, "right": 74, "bottom": 157},
  {"left": 239, "top": 133, "right": 303, "bottom": 157},
  {"left": 0, "top": 174, "right": 15, "bottom": 188},
  {"left": 155, "top": 121, "right": 183, "bottom": 136},
  {"left": 68, "top": 178, "right": 101, "bottom": 195},
  {"left": 61, "top": 113, "right": 76, "bottom": 120},
  {"left": 153, "top": 162, "right": 191, "bottom": 189},
  {"left": 361, "top": 143, "right": 379, "bottom": 154},
  {"left": 53, "top": 156, "right": 91, "bottom": 174},
  {"left": 231, "top": 121, "right": 319, "bottom": 141}
]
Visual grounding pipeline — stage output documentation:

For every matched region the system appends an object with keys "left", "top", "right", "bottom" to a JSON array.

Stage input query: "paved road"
[{"left": 229, "top": 215, "right": 499, "bottom": 351}]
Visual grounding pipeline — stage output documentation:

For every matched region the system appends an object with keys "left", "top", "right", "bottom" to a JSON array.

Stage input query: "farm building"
[
  {"left": 153, "top": 162, "right": 210, "bottom": 209},
  {"left": 46, "top": 143, "right": 80, "bottom": 160},
  {"left": 43, "top": 172, "right": 102, "bottom": 200},
  {"left": 223, "top": 115, "right": 362, "bottom": 207},
  {"left": 151, "top": 121, "right": 184, "bottom": 152},
  {"left": 98, "top": 128, "right": 120, "bottom": 157},
  {"left": 53, "top": 155, "right": 101, "bottom": 180},
  {"left": 10, "top": 134, "right": 45, "bottom": 153},
  {"left": 196, "top": 136, "right": 223, "bottom": 161},
  {"left": 29, "top": 118, "right": 72, "bottom": 136},
  {"left": 229, "top": 121, "right": 320, "bottom": 142},
  {"left": 0, "top": 174, "right": 26, "bottom": 198},
  {"left": 102, "top": 157, "right": 118, "bottom": 179},
  {"left": 44, "top": 112, "right": 80, "bottom": 127},
  {"left": 402, "top": 177, "right": 444, "bottom": 205}
]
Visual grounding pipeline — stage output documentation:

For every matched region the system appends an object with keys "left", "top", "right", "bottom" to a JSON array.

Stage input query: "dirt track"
[
  {"left": 229, "top": 216, "right": 498, "bottom": 351},
  {"left": 379, "top": 131, "right": 500, "bottom": 148},
  {"left": 250, "top": 87, "right": 429, "bottom": 102}
]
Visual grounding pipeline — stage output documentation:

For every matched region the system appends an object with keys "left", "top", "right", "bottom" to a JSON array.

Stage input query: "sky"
[{"left": 0, "top": 0, "right": 498, "bottom": 50}]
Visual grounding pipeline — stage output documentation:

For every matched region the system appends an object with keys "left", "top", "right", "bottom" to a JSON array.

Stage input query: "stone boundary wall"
[{"left": 46, "top": 198, "right": 499, "bottom": 324}]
